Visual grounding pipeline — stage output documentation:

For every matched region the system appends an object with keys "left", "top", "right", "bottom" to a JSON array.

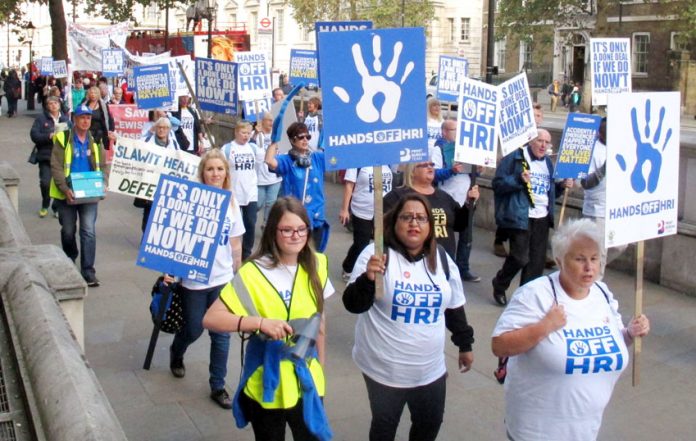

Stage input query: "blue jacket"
[{"left": 492, "top": 147, "right": 557, "bottom": 230}]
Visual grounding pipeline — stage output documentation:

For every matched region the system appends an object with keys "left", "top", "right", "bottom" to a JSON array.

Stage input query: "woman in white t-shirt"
[
  {"left": 426, "top": 97, "right": 443, "bottom": 150},
  {"left": 338, "top": 166, "right": 393, "bottom": 281},
  {"left": 492, "top": 218, "right": 650, "bottom": 441},
  {"left": 343, "top": 193, "right": 474, "bottom": 441},
  {"left": 203, "top": 196, "right": 334, "bottom": 440},
  {"left": 168, "top": 149, "right": 245, "bottom": 410},
  {"left": 222, "top": 121, "right": 258, "bottom": 259}
]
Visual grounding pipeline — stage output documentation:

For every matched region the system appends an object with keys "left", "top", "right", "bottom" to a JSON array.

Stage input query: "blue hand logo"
[{"left": 616, "top": 99, "right": 673, "bottom": 193}]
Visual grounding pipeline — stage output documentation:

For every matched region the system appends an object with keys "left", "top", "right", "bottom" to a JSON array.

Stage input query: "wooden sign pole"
[
  {"left": 373, "top": 166, "right": 384, "bottom": 300},
  {"left": 558, "top": 187, "right": 570, "bottom": 226},
  {"left": 632, "top": 240, "right": 644, "bottom": 387},
  {"left": 177, "top": 60, "right": 216, "bottom": 150}
]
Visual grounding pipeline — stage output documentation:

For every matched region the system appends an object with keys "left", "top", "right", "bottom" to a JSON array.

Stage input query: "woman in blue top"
[{"left": 265, "top": 122, "right": 329, "bottom": 251}]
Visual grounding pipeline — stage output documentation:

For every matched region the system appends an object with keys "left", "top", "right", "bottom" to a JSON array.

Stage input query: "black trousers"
[
  {"left": 363, "top": 373, "right": 447, "bottom": 441},
  {"left": 342, "top": 214, "right": 373, "bottom": 273},
  {"left": 239, "top": 391, "right": 318, "bottom": 441},
  {"left": 38, "top": 160, "right": 52, "bottom": 210},
  {"left": 493, "top": 217, "right": 550, "bottom": 293}
]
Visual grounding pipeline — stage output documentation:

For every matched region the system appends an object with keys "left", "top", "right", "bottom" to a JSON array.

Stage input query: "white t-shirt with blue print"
[{"left": 349, "top": 244, "right": 465, "bottom": 388}]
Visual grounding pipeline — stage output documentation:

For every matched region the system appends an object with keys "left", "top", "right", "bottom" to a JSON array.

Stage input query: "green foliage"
[
  {"left": 495, "top": 0, "right": 597, "bottom": 43},
  {"left": 286, "top": 0, "right": 435, "bottom": 31},
  {"left": 83, "top": 0, "right": 188, "bottom": 25}
]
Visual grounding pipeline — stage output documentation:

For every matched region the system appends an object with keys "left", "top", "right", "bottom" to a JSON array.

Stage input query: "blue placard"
[
  {"left": 554, "top": 113, "right": 602, "bottom": 179},
  {"left": 436, "top": 55, "right": 468, "bottom": 102},
  {"left": 102, "top": 49, "right": 125, "bottom": 77},
  {"left": 242, "top": 98, "right": 272, "bottom": 122},
  {"left": 137, "top": 175, "right": 231, "bottom": 284},
  {"left": 289, "top": 49, "right": 318, "bottom": 89},
  {"left": 40, "top": 57, "right": 54, "bottom": 76},
  {"left": 315, "top": 21, "right": 373, "bottom": 88},
  {"left": 318, "top": 27, "right": 427, "bottom": 170},
  {"left": 196, "top": 57, "right": 238, "bottom": 115},
  {"left": 134, "top": 63, "right": 173, "bottom": 109}
]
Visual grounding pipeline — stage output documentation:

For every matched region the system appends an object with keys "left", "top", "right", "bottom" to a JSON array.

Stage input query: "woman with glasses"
[
  {"left": 265, "top": 122, "right": 329, "bottom": 252},
  {"left": 343, "top": 193, "right": 474, "bottom": 441},
  {"left": 203, "top": 196, "right": 334, "bottom": 441},
  {"left": 384, "top": 160, "right": 479, "bottom": 259},
  {"left": 166, "top": 149, "right": 244, "bottom": 410}
]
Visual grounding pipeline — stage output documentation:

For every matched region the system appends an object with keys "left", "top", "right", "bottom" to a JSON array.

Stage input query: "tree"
[
  {"left": 2, "top": 0, "right": 68, "bottom": 61},
  {"left": 286, "top": 0, "right": 435, "bottom": 31}
]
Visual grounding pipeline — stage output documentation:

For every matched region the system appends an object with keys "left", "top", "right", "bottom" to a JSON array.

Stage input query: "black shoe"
[
  {"left": 462, "top": 272, "right": 481, "bottom": 283},
  {"left": 170, "top": 349, "right": 185, "bottom": 378},
  {"left": 210, "top": 389, "right": 233, "bottom": 409},
  {"left": 84, "top": 275, "right": 100, "bottom": 287},
  {"left": 493, "top": 290, "right": 507, "bottom": 306}
]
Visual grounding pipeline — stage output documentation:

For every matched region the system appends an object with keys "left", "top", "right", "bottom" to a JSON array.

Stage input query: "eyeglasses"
[
  {"left": 277, "top": 226, "right": 309, "bottom": 238},
  {"left": 397, "top": 213, "right": 429, "bottom": 225},
  {"left": 294, "top": 134, "right": 312, "bottom": 141},
  {"left": 415, "top": 162, "right": 435, "bottom": 169}
]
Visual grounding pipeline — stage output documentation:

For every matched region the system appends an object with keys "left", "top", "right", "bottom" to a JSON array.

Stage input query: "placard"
[
  {"left": 554, "top": 113, "right": 602, "bottom": 179},
  {"left": 52, "top": 60, "right": 68, "bottom": 79},
  {"left": 318, "top": 27, "right": 427, "bottom": 170},
  {"left": 109, "top": 105, "right": 150, "bottom": 140},
  {"left": 233, "top": 51, "right": 272, "bottom": 101},
  {"left": 289, "top": 49, "right": 318, "bottom": 89},
  {"left": 590, "top": 38, "right": 632, "bottom": 106},
  {"left": 40, "top": 57, "right": 54, "bottom": 76},
  {"left": 134, "top": 63, "right": 173, "bottom": 109},
  {"left": 498, "top": 73, "right": 537, "bottom": 155},
  {"left": 102, "top": 48, "right": 125, "bottom": 77},
  {"left": 137, "top": 175, "right": 230, "bottom": 283},
  {"left": 436, "top": 55, "right": 468, "bottom": 103},
  {"left": 454, "top": 77, "right": 499, "bottom": 167},
  {"left": 196, "top": 57, "right": 238, "bottom": 114}
]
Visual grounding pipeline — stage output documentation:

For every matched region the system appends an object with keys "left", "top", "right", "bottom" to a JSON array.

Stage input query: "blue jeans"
[
  {"left": 257, "top": 182, "right": 281, "bottom": 225},
  {"left": 241, "top": 202, "right": 258, "bottom": 260},
  {"left": 455, "top": 229, "right": 472, "bottom": 274},
  {"left": 55, "top": 199, "right": 98, "bottom": 278},
  {"left": 171, "top": 284, "right": 230, "bottom": 391}
]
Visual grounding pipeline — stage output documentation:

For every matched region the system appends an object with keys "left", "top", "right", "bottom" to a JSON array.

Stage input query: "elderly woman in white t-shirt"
[{"left": 492, "top": 218, "right": 650, "bottom": 441}]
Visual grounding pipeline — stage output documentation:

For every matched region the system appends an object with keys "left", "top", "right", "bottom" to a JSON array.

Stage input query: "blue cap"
[{"left": 74, "top": 105, "right": 93, "bottom": 116}]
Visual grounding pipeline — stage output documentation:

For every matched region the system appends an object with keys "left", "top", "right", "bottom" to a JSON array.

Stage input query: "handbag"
[
  {"left": 149, "top": 276, "right": 184, "bottom": 334},
  {"left": 28, "top": 147, "right": 38, "bottom": 165}
]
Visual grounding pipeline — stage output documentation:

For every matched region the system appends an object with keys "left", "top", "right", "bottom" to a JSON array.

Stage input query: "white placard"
[
  {"left": 498, "top": 73, "right": 537, "bottom": 155},
  {"left": 605, "top": 92, "right": 680, "bottom": 247},
  {"left": 454, "top": 77, "right": 500, "bottom": 167},
  {"left": 590, "top": 38, "right": 632, "bottom": 106}
]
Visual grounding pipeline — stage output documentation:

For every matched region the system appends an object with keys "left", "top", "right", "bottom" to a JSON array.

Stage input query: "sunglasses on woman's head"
[{"left": 294, "top": 134, "right": 311, "bottom": 141}]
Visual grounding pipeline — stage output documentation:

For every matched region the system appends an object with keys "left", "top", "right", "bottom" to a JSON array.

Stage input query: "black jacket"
[{"left": 30, "top": 111, "right": 69, "bottom": 162}]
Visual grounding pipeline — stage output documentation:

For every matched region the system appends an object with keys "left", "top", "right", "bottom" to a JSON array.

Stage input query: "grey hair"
[
  {"left": 154, "top": 117, "right": 171, "bottom": 128},
  {"left": 551, "top": 218, "right": 603, "bottom": 264}
]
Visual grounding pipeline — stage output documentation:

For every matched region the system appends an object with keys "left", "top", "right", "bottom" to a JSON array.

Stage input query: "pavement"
[{"left": 3, "top": 100, "right": 696, "bottom": 440}]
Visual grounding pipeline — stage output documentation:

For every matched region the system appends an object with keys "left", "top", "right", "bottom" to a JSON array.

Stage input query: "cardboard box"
[{"left": 69, "top": 171, "right": 105, "bottom": 204}]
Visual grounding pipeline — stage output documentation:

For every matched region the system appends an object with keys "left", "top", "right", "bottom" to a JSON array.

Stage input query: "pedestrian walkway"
[{"left": 3, "top": 100, "right": 696, "bottom": 440}]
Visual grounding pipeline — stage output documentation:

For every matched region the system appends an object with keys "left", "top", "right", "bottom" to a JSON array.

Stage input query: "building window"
[
  {"left": 146, "top": 2, "right": 158, "bottom": 21},
  {"left": 632, "top": 32, "right": 649, "bottom": 76},
  {"left": 460, "top": 18, "right": 470, "bottom": 42},
  {"left": 276, "top": 9, "right": 284, "bottom": 42},
  {"left": 447, "top": 18, "right": 455, "bottom": 43},
  {"left": 671, "top": 32, "right": 689, "bottom": 51},
  {"left": 495, "top": 38, "right": 506, "bottom": 73},
  {"left": 519, "top": 39, "right": 533, "bottom": 71}
]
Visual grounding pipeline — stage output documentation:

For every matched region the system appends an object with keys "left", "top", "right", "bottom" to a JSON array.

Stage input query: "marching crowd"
[{"left": 19, "top": 69, "right": 651, "bottom": 441}]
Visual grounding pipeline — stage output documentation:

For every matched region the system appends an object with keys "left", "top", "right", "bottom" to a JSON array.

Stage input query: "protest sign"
[
  {"left": 454, "top": 77, "right": 499, "bottom": 167},
  {"left": 436, "top": 55, "right": 468, "bottom": 103},
  {"left": 67, "top": 22, "right": 130, "bottom": 71},
  {"left": 40, "top": 57, "right": 54, "bottom": 76},
  {"left": 109, "top": 105, "right": 150, "bottom": 140},
  {"left": 102, "top": 48, "right": 125, "bottom": 77},
  {"left": 137, "top": 175, "right": 230, "bottom": 283},
  {"left": 605, "top": 92, "right": 679, "bottom": 247},
  {"left": 167, "top": 55, "right": 194, "bottom": 99},
  {"left": 195, "top": 57, "right": 237, "bottom": 114},
  {"left": 554, "top": 113, "right": 602, "bottom": 179},
  {"left": 289, "top": 49, "right": 318, "bottom": 89},
  {"left": 52, "top": 60, "right": 68, "bottom": 78},
  {"left": 318, "top": 27, "right": 427, "bottom": 170},
  {"left": 233, "top": 51, "right": 271, "bottom": 101},
  {"left": 109, "top": 137, "right": 200, "bottom": 200},
  {"left": 498, "top": 73, "right": 537, "bottom": 155},
  {"left": 242, "top": 98, "right": 272, "bottom": 122},
  {"left": 134, "top": 63, "right": 173, "bottom": 109},
  {"left": 590, "top": 38, "right": 631, "bottom": 106}
]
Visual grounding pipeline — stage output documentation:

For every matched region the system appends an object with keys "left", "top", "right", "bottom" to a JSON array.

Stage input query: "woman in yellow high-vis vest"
[{"left": 203, "top": 196, "right": 334, "bottom": 441}]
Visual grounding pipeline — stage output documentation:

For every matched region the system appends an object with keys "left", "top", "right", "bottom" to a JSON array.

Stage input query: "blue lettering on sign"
[
  {"left": 530, "top": 171, "right": 550, "bottom": 195},
  {"left": 233, "top": 153, "right": 255, "bottom": 171},
  {"left": 219, "top": 217, "right": 230, "bottom": 246},
  {"left": 390, "top": 282, "right": 443, "bottom": 324},
  {"left": 564, "top": 326, "right": 623, "bottom": 374},
  {"left": 608, "top": 198, "right": 675, "bottom": 220}
]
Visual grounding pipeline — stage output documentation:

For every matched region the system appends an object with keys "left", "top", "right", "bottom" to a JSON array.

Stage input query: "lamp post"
[
  {"left": 25, "top": 21, "right": 35, "bottom": 111},
  {"left": 206, "top": 0, "right": 217, "bottom": 58}
]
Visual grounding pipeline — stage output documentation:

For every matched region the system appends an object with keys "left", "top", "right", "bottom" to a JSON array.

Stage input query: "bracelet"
[
  {"left": 237, "top": 316, "right": 243, "bottom": 333},
  {"left": 258, "top": 318, "right": 264, "bottom": 332}
]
